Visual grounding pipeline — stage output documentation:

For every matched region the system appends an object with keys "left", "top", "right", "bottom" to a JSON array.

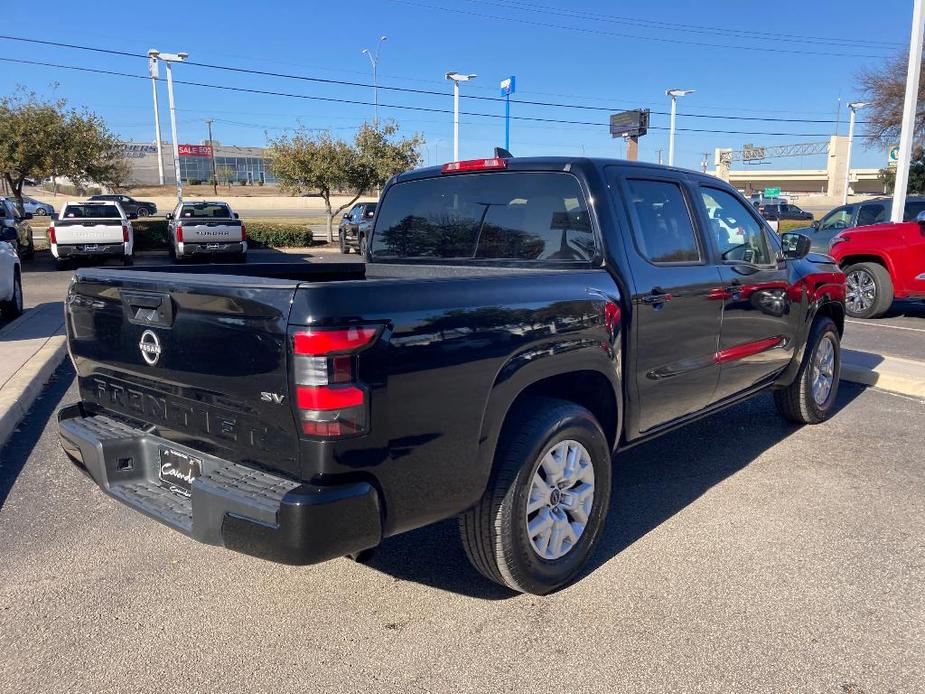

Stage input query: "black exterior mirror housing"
[
  {"left": 0, "top": 226, "right": 17, "bottom": 242},
  {"left": 165, "top": 213, "right": 174, "bottom": 220},
  {"left": 810, "top": 220, "right": 820, "bottom": 229},
  {"left": 781, "top": 232, "right": 812, "bottom": 259}
]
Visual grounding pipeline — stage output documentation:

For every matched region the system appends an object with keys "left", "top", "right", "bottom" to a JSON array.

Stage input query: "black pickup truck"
[{"left": 58, "top": 157, "right": 846, "bottom": 595}]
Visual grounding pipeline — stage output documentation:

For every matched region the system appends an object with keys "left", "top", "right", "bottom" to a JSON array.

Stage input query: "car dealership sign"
[{"left": 178, "top": 144, "right": 213, "bottom": 157}]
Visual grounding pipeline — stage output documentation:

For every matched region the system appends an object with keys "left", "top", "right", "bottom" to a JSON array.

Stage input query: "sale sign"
[{"left": 178, "top": 144, "right": 213, "bottom": 157}]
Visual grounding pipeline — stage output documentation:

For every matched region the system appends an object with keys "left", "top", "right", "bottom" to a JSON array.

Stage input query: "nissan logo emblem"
[{"left": 139, "top": 329, "right": 162, "bottom": 366}]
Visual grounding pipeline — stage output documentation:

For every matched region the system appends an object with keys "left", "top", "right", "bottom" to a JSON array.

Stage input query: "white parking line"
[{"left": 846, "top": 319, "right": 925, "bottom": 333}]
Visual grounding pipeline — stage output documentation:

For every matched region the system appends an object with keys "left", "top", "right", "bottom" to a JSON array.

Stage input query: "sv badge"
[{"left": 260, "top": 392, "right": 285, "bottom": 404}]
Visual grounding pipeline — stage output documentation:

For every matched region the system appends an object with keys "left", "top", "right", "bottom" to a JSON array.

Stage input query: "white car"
[
  {"left": 49, "top": 200, "right": 136, "bottom": 269},
  {"left": 0, "top": 240, "right": 23, "bottom": 319},
  {"left": 166, "top": 200, "right": 246, "bottom": 262}
]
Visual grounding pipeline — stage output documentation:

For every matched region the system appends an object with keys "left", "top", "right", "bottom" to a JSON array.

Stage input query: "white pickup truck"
[
  {"left": 49, "top": 201, "right": 135, "bottom": 269},
  {"left": 166, "top": 200, "right": 246, "bottom": 262}
]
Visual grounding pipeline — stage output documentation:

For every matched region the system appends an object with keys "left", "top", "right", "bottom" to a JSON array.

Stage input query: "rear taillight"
[
  {"left": 176, "top": 225, "right": 184, "bottom": 242},
  {"left": 241, "top": 223, "right": 247, "bottom": 242},
  {"left": 291, "top": 326, "right": 380, "bottom": 438},
  {"left": 122, "top": 224, "right": 129, "bottom": 243},
  {"left": 48, "top": 225, "right": 56, "bottom": 244}
]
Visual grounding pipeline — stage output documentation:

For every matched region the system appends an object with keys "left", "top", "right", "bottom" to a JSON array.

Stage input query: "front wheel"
[
  {"left": 138, "top": 209, "right": 150, "bottom": 217},
  {"left": 844, "top": 262, "right": 893, "bottom": 319},
  {"left": 459, "top": 398, "right": 612, "bottom": 595},
  {"left": 774, "top": 316, "right": 841, "bottom": 424},
  {"left": 0, "top": 271, "right": 23, "bottom": 319}
]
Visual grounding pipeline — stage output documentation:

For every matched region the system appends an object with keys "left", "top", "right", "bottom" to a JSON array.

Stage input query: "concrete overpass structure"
[{"left": 713, "top": 135, "right": 886, "bottom": 197}]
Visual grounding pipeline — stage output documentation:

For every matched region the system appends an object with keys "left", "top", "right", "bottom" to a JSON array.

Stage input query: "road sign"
[
  {"left": 889, "top": 145, "right": 900, "bottom": 162},
  {"left": 763, "top": 187, "right": 781, "bottom": 198},
  {"left": 500, "top": 76, "right": 516, "bottom": 96},
  {"left": 743, "top": 143, "right": 767, "bottom": 161},
  {"left": 609, "top": 109, "right": 649, "bottom": 138}
]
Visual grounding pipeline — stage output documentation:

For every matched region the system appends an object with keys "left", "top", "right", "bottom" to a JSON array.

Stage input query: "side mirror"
[
  {"left": 165, "top": 213, "right": 174, "bottom": 220},
  {"left": 342, "top": 213, "right": 350, "bottom": 220},
  {"left": 0, "top": 227, "right": 17, "bottom": 242},
  {"left": 128, "top": 212, "right": 139, "bottom": 220},
  {"left": 915, "top": 210, "right": 925, "bottom": 223},
  {"left": 781, "top": 232, "right": 812, "bottom": 260},
  {"left": 811, "top": 220, "right": 820, "bottom": 229},
  {"left": 234, "top": 212, "right": 240, "bottom": 219}
]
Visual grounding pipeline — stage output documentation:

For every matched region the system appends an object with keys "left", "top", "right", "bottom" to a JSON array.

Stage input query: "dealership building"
[{"left": 122, "top": 142, "right": 277, "bottom": 186}]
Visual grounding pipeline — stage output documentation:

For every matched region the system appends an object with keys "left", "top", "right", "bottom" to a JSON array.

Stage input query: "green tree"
[
  {"left": 268, "top": 121, "right": 423, "bottom": 242},
  {"left": 879, "top": 145, "right": 925, "bottom": 194},
  {"left": 0, "top": 89, "right": 126, "bottom": 209}
]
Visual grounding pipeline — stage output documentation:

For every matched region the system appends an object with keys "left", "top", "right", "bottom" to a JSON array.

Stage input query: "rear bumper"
[
  {"left": 54, "top": 243, "right": 128, "bottom": 259},
  {"left": 178, "top": 241, "right": 246, "bottom": 257},
  {"left": 57, "top": 403, "right": 382, "bottom": 565}
]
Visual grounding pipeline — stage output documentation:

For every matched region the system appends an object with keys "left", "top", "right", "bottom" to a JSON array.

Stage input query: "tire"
[
  {"left": 339, "top": 232, "right": 349, "bottom": 254},
  {"left": 844, "top": 262, "right": 893, "bottom": 319},
  {"left": 359, "top": 234, "right": 367, "bottom": 257},
  {"left": 122, "top": 255, "right": 134, "bottom": 266},
  {"left": 34, "top": 209, "right": 47, "bottom": 217},
  {"left": 0, "top": 270, "right": 23, "bottom": 319},
  {"left": 459, "top": 398, "right": 612, "bottom": 595},
  {"left": 774, "top": 316, "right": 841, "bottom": 425},
  {"left": 138, "top": 209, "right": 150, "bottom": 217},
  {"left": 21, "top": 233, "right": 34, "bottom": 261},
  {"left": 55, "top": 258, "right": 71, "bottom": 271}
]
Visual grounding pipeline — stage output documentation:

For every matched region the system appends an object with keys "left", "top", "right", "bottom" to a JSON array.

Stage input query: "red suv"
[{"left": 829, "top": 220, "right": 925, "bottom": 318}]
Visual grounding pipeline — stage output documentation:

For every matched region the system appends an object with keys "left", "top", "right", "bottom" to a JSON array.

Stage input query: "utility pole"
[
  {"left": 150, "top": 50, "right": 189, "bottom": 202},
  {"left": 362, "top": 36, "right": 387, "bottom": 128},
  {"left": 891, "top": 0, "right": 925, "bottom": 222},
  {"left": 843, "top": 102, "right": 868, "bottom": 205},
  {"left": 701, "top": 152, "right": 709, "bottom": 174},
  {"left": 445, "top": 72, "right": 477, "bottom": 161},
  {"left": 206, "top": 119, "right": 218, "bottom": 195},
  {"left": 147, "top": 51, "right": 165, "bottom": 185}
]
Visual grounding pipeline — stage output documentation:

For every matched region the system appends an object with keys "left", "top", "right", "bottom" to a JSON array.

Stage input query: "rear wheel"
[
  {"left": 844, "top": 262, "right": 893, "bottom": 319},
  {"left": 0, "top": 271, "right": 23, "bottom": 319},
  {"left": 21, "top": 233, "right": 34, "bottom": 261},
  {"left": 774, "top": 316, "right": 840, "bottom": 424},
  {"left": 359, "top": 234, "right": 368, "bottom": 257},
  {"left": 339, "top": 232, "right": 349, "bottom": 254},
  {"left": 459, "top": 398, "right": 612, "bottom": 595},
  {"left": 138, "top": 209, "right": 150, "bottom": 217}
]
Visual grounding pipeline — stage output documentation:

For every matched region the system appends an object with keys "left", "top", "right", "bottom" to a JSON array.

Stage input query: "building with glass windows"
[{"left": 122, "top": 142, "right": 277, "bottom": 186}]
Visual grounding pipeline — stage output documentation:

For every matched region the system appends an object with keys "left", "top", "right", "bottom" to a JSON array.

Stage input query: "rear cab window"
[
  {"left": 62, "top": 204, "right": 122, "bottom": 219},
  {"left": 370, "top": 171, "right": 597, "bottom": 263},
  {"left": 180, "top": 203, "right": 232, "bottom": 218}
]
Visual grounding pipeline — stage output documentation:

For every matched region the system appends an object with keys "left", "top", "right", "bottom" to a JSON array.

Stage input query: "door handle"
[{"left": 641, "top": 292, "right": 673, "bottom": 305}]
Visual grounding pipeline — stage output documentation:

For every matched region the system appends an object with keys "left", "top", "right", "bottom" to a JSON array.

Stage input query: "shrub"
[
  {"left": 189, "top": 179, "right": 202, "bottom": 185},
  {"left": 238, "top": 179, "right": 248, "bottom": 186},
  {"left": 247, "top": 223, "right": 313, "bottom": 248}
]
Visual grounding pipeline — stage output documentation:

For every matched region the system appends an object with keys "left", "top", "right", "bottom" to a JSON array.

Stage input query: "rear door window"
[
  {"left": 624, "top": 179, "right": 702, "bottom": 264},
  {"left": 371, "top": 172, "right": 596, "bottom": 262},
  {"left": 62, "top": 204, "right": 122, "bottom": 219},
  {"left": 857, "top": 203, "right": 887, "bottom": 226}
]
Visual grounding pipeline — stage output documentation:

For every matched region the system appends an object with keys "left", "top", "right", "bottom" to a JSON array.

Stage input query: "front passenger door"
[{"left": 697, "top": 187, "right": 796, "bottom": 402}]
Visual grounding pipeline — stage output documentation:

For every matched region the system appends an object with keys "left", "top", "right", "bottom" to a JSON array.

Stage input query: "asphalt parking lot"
[{"left": 0, "top": 365, "right": 922, "bottom": 693}]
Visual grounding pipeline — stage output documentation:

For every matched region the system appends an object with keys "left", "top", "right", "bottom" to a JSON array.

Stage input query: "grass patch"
[{"left": 778, "top": 219, "right": 814, "bottom": 233}]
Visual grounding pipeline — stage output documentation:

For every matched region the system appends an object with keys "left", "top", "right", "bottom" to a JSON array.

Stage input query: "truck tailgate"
[
  {"left": 55, "top": 219, "right": 125, "bottom": 244},
  {"left": 66, "top": 268, "right": 301, "bottom": 476},
  {"left": 180, "top": 220, "right": 243, "bottom": 243}
]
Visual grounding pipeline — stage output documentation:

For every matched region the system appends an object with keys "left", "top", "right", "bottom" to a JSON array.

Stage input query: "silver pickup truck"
[
  {"left": 49, "top": 201, "right": 135, "bottom": 269},
  {"left": 166, "top": 200, "right": 246, "bottom": 262}
]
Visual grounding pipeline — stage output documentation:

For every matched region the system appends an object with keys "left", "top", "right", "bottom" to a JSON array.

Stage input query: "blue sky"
[{"left": 1, "top": 0, "right": 914, "bottom": 171}]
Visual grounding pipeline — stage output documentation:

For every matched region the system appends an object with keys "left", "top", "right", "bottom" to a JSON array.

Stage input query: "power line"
[
  {"left": 0, "top": 35, "right": 870, "bottom": 125},
  {"left": 464, "top": 0, "right": 902, "bottom": 50},
  {"left": 388, "top": 0, "right": 894, "bottom": 59},
  {"left": 0, "top": 56, "right": 847, "bottom": 138}
]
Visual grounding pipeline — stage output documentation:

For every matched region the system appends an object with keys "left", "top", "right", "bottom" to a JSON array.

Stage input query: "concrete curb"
[
  {"left": 840, "top": 349, "right": 925, "bottom": 399},
  {"left": 0, "top": 333, "right": 68, "bottom": 448}
]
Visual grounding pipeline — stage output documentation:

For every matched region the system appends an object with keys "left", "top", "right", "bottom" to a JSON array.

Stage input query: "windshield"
[
  {"left": 180, "top": 203, "right": 232, "bottom": 218},
  {"left": 371, "top": 172, "right": 595, "bottom": 262},
  {"left": 62, "top": 204, "right": 122, "bottom": 219}
]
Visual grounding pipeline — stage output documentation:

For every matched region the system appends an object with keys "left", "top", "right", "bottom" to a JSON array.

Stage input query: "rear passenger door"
[
  {"left": 609, "top": 171, "right": 724, "bottom": 433},
  {"left": 696, "top": 186, "right": 796, "bottom": 401}
]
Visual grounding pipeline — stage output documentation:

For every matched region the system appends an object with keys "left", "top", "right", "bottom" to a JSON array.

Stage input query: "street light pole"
[
  {"left": 151, "top": 50, "right": 189, "bottom": 203},
  {"left": 362, "top": 36, "right": 388, "bottom": 128},
  {"left": 891, "top": 0, "right": 925, "bottom": 222},
  {"left": 843, "top": 102, "right": 868, "bottom": 205},
  {"left": 666, "top": 88, "right": 694, "bottom": 167},
  {"left": 445, "top": 72, "right": 477, "bottom": 161},
  {"left": 206, "top": 118, "right": 218, "bottom": 196}
]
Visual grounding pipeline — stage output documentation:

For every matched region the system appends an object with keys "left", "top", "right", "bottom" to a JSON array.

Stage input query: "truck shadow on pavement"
[
  {"left": 0, "top": 362, "right": 75, "bottom": 510},
  {"left": 363, "top": 384, "right": 864, "bottom": 599}
]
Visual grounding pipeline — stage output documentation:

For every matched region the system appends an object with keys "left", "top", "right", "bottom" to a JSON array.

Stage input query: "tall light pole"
[
  {"left": 362, "top": 36, "right": 388, "bottom": 128},
  {"left": 891, "top": 0, "right": 925, "bottom": 223},
  {"left": 445, "top": 72, "right": 477, "bottom": 161},
  {"left": 146, "top": 50, "right": 165, "bottom": 185},
  {"left": 666, "top": 88, "right": 694, "bottom": 166},
  {"left": 842, "top": 101, "right": 868, "bottom": 205},
  {"left": 206, "top": 118, "right": 218, "bottom": 196},
  {"left": 150, "top": 50, "right": 188, "bottom": 202}
]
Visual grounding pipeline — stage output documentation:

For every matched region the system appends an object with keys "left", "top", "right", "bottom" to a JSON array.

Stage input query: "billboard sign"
[
  {"left": 609, "top": 109, "right": 649, "bottom": 138},
  {"left": 500, "top": 76, "right": 516, "bottom": 96},
  {"left": 178, "top": 144, "right": 213, "bottom": 157}
]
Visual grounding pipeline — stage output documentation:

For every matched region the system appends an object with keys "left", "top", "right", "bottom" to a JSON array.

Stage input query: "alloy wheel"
[
  {"left": 846, "top": 269, "right": 876, "bottom": 314},
  {"left": 525, "top": 439, "right": 595, "bottom": 560},
  {"left": 810, "top": 335, "right": 836, "bottom": 406}
]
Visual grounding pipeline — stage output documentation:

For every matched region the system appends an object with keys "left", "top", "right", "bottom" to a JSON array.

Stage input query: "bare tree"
[{"left": 857, "top": 51, "right": 925, "bottom": 146}]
